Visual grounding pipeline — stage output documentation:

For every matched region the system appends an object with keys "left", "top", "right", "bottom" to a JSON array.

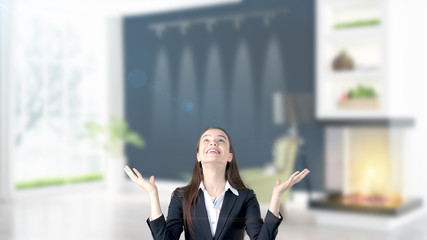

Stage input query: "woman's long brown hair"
[{"left": 179, "top": 126, "right": 249, "bottom": 237}]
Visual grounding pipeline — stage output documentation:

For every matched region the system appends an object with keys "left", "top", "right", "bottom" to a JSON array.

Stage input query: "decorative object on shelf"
[
  {"left": 332, "top": 50, "right": 354, "bottom": 71},
  {"left": 333, "top": 18, "right": 380, "bottom": 29},
  {"left": 81, "top": 117, "right": 145, "bottom": 193},
  {"left": 339, "top": 85, "right": 379, "bottom": 109}
]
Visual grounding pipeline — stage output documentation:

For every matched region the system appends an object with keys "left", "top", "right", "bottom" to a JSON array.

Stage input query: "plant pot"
[{"left": 338, "top": 98, "right": 380, "bottom": 109}]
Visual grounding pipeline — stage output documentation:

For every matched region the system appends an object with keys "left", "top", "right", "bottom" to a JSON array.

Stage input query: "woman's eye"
[
  {"left": 219, "top": 139, "right": 225, "bottom": 142},
  {"left": 203, "top": 139, "right": 209, "bottom": 142}
]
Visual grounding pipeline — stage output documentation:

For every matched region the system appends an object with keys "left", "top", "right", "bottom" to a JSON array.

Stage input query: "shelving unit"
[
  {"left": 314, "top": 0, "right": 425, "bottom": 231},
  {"left": 316, "top": 0, "right": 420, "bottom": 121}
]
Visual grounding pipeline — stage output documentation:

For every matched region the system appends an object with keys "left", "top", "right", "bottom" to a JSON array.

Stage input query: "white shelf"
[
  {"left": 316, "top": 0, "right": 419, "bottom": 120},
  {"left": 326, "top": 70, "right": 381, "bottom": 80},
  {"left": 321, "top": 0, "right": 380, "bottom": 7},
  {"left": 326, "top": 25, "right": 382, "bottom": 42},
  {"left": 317, "top": 111, "right": 386, "bottom": 119}
]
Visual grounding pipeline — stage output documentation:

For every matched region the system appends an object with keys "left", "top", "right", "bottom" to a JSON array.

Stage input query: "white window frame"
[
  {"left": 0, "top": 0, "right": 13, "bottom": 202},
  {"left": 6, "top": 2, "right": 113, "bottom": 199}
]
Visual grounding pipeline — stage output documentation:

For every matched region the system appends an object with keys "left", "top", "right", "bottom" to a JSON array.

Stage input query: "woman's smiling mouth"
[{"left": 206, "top": 148, "right": 220, "bottom": 154}]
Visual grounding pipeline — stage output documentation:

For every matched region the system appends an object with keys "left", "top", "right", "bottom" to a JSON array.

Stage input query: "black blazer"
[{"left": 147, "top": 188, "right": 282, "bottom": 240}]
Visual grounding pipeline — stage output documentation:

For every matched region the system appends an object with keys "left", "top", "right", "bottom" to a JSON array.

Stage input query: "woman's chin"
[{"left": 201, "top": 159, "right": 227, "bottom": 167}]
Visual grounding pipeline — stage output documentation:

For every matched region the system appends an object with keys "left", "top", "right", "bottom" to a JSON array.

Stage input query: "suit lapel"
[
  {"left": 195, "top": 189, "right": 213, "bottom": 239},
  {"left": 213, "top": 190, "right": 238, "bottom": 240}
]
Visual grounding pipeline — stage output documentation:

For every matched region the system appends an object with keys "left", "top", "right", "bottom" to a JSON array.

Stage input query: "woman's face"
[{"left": 197, "top": 128, "right": 233, "bottom": 167}]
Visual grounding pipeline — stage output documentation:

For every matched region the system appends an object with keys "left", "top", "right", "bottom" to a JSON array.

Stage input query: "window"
[{"left": 10, "top": 4, "right": 108, "bottom": 190}]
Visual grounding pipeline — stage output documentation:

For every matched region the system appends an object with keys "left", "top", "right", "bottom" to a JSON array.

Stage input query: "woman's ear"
[{"left": 228, "top": 153, "right": 233, "bottom": 162}]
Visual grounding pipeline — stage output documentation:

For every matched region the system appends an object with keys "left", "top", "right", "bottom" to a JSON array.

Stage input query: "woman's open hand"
[
  {"left": 124, "top": 165, "right": 158, "bottom": 196},
  {"left": 273, "top": 168, "right": 310, "bottom": 197},
  {"left": 124, "top": 165, "right": 163, "bottom": 219}
]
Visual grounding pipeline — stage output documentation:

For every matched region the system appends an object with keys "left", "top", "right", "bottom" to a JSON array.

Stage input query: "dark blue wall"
[{"left": 123, "top": 0, "right": 324, "bottom": 190}]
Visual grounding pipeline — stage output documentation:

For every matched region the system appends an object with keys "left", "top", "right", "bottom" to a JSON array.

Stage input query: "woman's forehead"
[{"left": 201, "top": 129, "right": 228, "bottom": 140}]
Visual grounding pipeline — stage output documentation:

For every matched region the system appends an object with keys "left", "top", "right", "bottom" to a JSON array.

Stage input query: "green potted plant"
[{"left": 81, "top": 116, "right": 145, "bottom": 193}]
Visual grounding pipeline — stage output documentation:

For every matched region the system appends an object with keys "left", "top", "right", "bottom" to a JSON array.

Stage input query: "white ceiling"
[{"left": 10, "top": 0, "right": 241, "bottom": 18}]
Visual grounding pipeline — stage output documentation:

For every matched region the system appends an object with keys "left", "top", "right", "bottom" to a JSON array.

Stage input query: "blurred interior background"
[{"left": 1, "top": 0, "right": 426, "bottom": 239}]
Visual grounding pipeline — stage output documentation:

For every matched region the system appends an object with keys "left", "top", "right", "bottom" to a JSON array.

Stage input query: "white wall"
[
  {"left": 416, "top": 0, "right": 427, "bottom": 210},
  {"left": 404, "top": 0, "right": 427, "bottom": 211}
]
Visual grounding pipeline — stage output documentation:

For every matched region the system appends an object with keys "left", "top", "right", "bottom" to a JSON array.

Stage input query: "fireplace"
[{"left": 310, "top": 126, "right": 422, "bottom": 216}]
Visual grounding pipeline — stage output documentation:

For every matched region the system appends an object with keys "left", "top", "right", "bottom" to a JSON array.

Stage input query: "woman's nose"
[{"left": 210, "top": 142, "right": 217, "bottom": 146}]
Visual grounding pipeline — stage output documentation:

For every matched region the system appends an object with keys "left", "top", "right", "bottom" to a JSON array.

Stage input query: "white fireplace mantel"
[{"left": 313, "top": 208, "right": 426, "bottom": 231}]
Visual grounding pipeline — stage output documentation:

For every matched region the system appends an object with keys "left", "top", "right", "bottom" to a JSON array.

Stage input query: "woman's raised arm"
[
  {"left": 269, "top": 168, "right": 310, "bottom": 216},
  {"left": 124, "top": 165, "right": 162, "bottom": 220}
]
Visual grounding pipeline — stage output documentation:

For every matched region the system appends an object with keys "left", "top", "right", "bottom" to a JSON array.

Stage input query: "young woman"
[{"left": 124, "top": 126, "right": 310, "bottom": 240}]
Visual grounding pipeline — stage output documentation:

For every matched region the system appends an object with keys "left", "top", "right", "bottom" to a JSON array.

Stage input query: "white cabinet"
[{"left": 315, "top": 0, "right": 424, "bottom": 121}]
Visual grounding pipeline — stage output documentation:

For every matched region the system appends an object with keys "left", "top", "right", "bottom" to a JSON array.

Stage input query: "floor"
[{"left": 1, "top": 184, "right": 427, "bottom": 240}]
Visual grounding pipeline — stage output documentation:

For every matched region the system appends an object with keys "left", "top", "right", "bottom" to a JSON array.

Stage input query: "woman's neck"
[{"left": 202, "top": 166, "right": 227, "bottom": 198}]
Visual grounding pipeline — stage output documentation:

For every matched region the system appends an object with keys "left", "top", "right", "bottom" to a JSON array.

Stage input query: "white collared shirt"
[{"left": 199, "top": 180, "right": 239, "bottom": 237}]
